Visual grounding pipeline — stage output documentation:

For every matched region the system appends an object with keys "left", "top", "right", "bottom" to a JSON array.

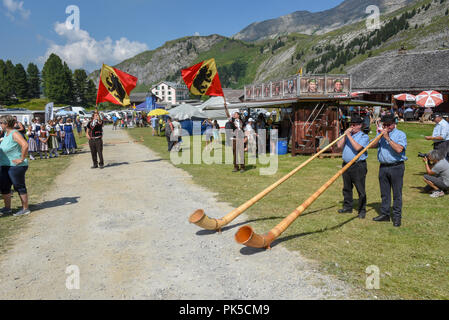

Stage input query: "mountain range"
[
  {"left": 233, "top": 0, "right": 415, "bottom": 41},
  {"left": 89, "top": 0, "right": 449, "bottom": 92}
]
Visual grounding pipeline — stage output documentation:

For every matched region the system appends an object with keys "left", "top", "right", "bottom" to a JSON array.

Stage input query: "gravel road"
[{"left": 0, "top": 127, "right": 353, "bottom": 299}]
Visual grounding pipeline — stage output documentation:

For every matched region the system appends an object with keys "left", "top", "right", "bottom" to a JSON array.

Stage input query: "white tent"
[
  {"left": 198, "top": 96, "right": 238, "bottom": 120},
  {"left": 169, "top": 103, "right": 208, "bottom": 121}
]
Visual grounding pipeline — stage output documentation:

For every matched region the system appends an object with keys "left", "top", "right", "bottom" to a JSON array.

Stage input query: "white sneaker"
[
  {"left": 13, "top": 209, "right": 31, "bottom": 217},
  {"left": 430, "top": 191, "right": 445, "bottom": 198}
]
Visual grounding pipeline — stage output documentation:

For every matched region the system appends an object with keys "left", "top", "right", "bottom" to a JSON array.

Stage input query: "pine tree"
[
  {"left": 14, "top": 63, "right": 28, "bottom": 99},
  {"left": 42, "top": 54, "right": 73, "bottom": 104},
  {"left": 0, "top": 60, "right": 11, "bottom": 105},
  {"left": 5, "top": 60, "right": 16, "bottom": 97},
  {"left": 62, "top": 62, "right": 74, "bottom": 104},
  {"left": 85, "top": 79, "right": 97, "bottom": 107},
  {"left": 27, "top": 63, "right": 41, "bottom": 99},
  {"left": 73, "top": 69, "right": 88, "bottom": 106}
]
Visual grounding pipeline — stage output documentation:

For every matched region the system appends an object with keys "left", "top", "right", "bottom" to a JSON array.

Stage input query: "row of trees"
[
  {"left": 0, "top": 60, "right": 40, "bottom": 104},
  {"left": 42, "top": 54, "right": 97, "bottom": 106},
  {"left": 0, "top": 53, "right": 97, "bottom": 107}
]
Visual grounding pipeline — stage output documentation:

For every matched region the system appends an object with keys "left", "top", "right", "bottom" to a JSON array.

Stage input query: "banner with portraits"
[
  {"left": 244, "top": 74, "right": 351, "bottom": 101},
  {"left": 300, "top": 76, "right": 325, "bottom": 95},
  {"left": 325, "top": 75, "right": 351, "bottom": 95}
]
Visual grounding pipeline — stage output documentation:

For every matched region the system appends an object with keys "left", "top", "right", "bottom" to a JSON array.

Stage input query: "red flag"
[
  {"left": 182, "top": 58, "right": 224, "bottom": 97},
  {"left": 96, "top": 64, "right": 138, "bottom": 106}
]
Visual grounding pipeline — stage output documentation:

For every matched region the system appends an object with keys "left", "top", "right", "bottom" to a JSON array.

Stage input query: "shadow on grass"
[
  {"left": 28, "top": 196, "right": 80, "bottom": 213},
  {"left": 410, "top": 186, "right": 432, "bottom": 194},
  {"left": 367, "top": 202, "right": 383, "bottom": 215},
  {"left": 239, "top": 216, "right": 358, "bottom": 256}
]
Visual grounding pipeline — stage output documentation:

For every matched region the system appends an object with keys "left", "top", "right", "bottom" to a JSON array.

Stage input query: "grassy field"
[
  {"left": 128, "top": 123, "right": 449, "bottom": 300},
  {"left": 3, "top": 98, "right": 65, "bottom": 111},
  {"left": 0, "top": 134, "right": 88, "bottom": 256}
]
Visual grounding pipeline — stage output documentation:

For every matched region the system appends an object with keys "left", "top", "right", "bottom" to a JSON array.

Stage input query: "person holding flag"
[
  {"left": 183, "top": 58, "right": 247, "bottom": 172},
  {"left": 93, "top": 64, "right": 137, "bottom": 169}
]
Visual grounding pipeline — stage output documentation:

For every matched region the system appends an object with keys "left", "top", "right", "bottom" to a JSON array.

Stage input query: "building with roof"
[
  {"left": 349, "top": 49, "right": 449, "bottom": 112},
  {"left": 150, "top": 81, "right": 190, "bottom": 106}
]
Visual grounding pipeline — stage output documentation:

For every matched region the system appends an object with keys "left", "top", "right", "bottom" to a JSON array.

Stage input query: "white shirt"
[{"left": 433, "top": 119, "right": 449, "bottom": 141}]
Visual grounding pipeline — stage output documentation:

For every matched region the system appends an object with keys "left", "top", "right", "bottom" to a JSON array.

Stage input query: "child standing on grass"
[
  {"left": 26, "top": 125, "right": 37, "bottom": 160},
  {"left": 38, "top": 125, "right": 49, "bottom": 159},
  {"left": 47, "top": 120, "right": 59, "bottom": 159}
]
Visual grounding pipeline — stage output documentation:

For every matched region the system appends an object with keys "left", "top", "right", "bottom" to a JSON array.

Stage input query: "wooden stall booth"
[
  {"left": 244, "top": 73, "right": 352, "bottom": 156},
  {"left": 291, "top": 101, "right": 340, "bottom": 156}
]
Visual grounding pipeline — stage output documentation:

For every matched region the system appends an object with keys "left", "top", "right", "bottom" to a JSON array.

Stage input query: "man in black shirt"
[{"left": 87, "top": 112, "right": 104, "bottom": 169}]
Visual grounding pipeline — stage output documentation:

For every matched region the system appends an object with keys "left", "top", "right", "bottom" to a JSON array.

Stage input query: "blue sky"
[{"left": 0, "top": 0, "right": 343, "bottom": 72}]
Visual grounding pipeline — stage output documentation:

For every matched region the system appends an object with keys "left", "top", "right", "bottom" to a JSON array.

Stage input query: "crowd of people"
[
  {"left": 110, "top": 111, "right": 159, "bottom": 130},
  {"left": 25, "top": 117, "right": 80, "bottom": 160}
]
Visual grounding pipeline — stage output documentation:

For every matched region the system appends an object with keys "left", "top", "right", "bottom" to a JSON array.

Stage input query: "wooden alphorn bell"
[
  {"left": 189, "top": 134, "right": 347, "bottom": 233},
  {"left": 235, "top": 134, "right": 382, "bottom": 249}
]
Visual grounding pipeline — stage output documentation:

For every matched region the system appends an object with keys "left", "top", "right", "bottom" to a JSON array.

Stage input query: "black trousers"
[
  {"left": 342, "top": 161, "right": 367, "bottom": 212},
  {"left": 379, "top": 163, "right": 405, "bottom": 220},
  {"left": 89, "top": 138, "right": 104, "bottom": 167},
  {"left": 166, "top": 135, "right": 176, "bottom": 152}
]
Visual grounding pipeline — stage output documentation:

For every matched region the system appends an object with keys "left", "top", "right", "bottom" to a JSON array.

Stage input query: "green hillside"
[{"left": 89, "top": 0, "right": 448, "bottom": 90}]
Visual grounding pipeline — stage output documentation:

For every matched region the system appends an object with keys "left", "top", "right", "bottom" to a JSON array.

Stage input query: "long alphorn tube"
[
  {"left": 189, "top": 134, "right": 347, "bottom": 232},
  {"left": 235, "top": 134, "right": 382, "bottom": 249}
]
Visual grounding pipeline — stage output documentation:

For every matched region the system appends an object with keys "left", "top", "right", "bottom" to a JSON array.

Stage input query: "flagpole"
[{"left": 223, "top": 95, "right": 230, "bottom": 119}]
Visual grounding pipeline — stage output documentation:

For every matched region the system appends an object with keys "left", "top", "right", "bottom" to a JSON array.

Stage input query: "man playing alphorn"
[
  {"left": 371, "top": 114, "right": 408, "bottom": 227},
  {"left": 337, "top": 115, "right": 370, "bottom": 219}
]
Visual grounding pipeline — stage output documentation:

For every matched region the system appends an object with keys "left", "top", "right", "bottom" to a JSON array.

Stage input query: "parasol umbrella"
[
  {"left": 351, "top": 91, "right": 370, "bottom": 97},
  {"left": 416, "top": 91, "right": 443, "bottom": 108},
  {"left": 394, "top": 93, "right": 416, "bottom": 102},
  {"left": 148, "top": 109, "right": 169, "bottom": 117}
]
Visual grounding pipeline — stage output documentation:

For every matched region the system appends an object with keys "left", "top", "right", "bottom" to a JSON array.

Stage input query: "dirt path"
[{"left": 0, "top": 127, "right": 354, "bottom": 299}]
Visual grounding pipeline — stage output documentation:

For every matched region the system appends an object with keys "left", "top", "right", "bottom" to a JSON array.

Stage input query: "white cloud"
[
  {"left": 194, "top": 32, "right": 200, "bottom": 36},
  {"left": 2, "top": 0, "right": 30, "bottom": 20},
  {"left": 39, "top": 22, "right": 149, "bottom": 70}
]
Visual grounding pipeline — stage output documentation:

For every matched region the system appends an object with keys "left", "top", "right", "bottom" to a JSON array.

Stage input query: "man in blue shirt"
[
  {"left": 337, "top": 115, "right": 370, "bottom": 219},
  {"left": 425, "top": 114, "right": 449, "bottom": 160},
  {"left": 371, "top": 114, "right": 408, "bottom": 227}
]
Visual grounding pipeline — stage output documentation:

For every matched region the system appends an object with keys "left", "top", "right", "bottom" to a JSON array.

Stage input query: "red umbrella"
[
  {"left": 416, "top": 91, "right": 443, "bottom": 108},
  {"left": 351, "top": 91, "right": 370, "bottom": 97},
  {"left": 394, "top": 93, "right": 416, "bottom": 102}
]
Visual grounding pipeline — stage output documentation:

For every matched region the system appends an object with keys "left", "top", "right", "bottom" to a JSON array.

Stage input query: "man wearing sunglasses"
[
  {"left": 337, "top": 115, "right": 370, "bottom": 219},
  {"left": 371, "top": 115, "right": 408, "bottom": 227}
]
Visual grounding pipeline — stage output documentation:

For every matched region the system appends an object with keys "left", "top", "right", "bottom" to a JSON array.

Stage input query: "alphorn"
[
  {"left": 189, "top": 134, "right": 347, "bottom": 232},
  {"left": 235, "top": 133, "right": 382, "bottom": 249}
]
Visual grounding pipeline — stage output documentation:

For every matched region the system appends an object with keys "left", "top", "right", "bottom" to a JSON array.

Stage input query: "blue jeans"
[{"left": 0, "top": 166, "right": 29, "bottom": 195}]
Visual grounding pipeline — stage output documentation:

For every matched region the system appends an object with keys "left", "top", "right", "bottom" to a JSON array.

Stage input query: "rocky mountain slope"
[
  {"left": 233, "top": 0, "right": 415, "bottom": 42},
  {"left": 90, "top": 0, "right": 449, "bottom": 91}
]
